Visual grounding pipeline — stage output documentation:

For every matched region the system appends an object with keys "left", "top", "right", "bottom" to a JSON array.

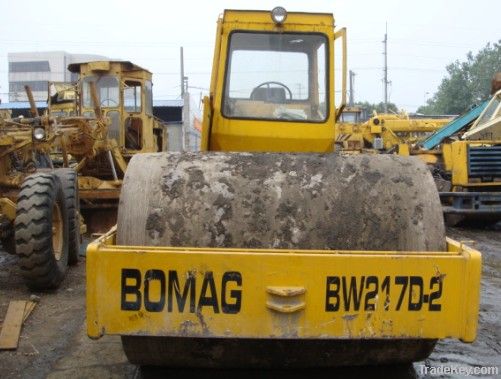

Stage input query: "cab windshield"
[
  {"left": 223, "top": 32, "right": 328, "bottom": 122},
  {"left": 82, "top": 75, "right": 119, "bottom": 109}
]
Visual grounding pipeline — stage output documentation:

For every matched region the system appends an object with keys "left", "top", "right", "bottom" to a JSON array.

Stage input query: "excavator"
[{"left": 86, "top": 8, "right": 481, "bottom": 367}]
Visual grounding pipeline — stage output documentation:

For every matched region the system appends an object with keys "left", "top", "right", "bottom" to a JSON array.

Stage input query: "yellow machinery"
[
  {"left": 439, "top": 88, "right": 501, "bottom": 225},
  {"left": 47, "top": 82, "right": 77, "bottom": 117},
  {"left": 0, "top": 93, "right": 80, "bottom": 290},
  {"left": 0, "top": 60, "right": 166, "bottom": 288},
  {"left": 86, "top": 8, "right": 481, "bottom": 367},
  {"left": 47, "top": 61, "right": 167, "bottom": 231},
  {"left": 337, "top": 112, "right": 451, "bottom": 155}
]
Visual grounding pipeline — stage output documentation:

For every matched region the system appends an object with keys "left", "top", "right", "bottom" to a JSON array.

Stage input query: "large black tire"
[
  {"left": 54, "top": 168, "right": 80, "bottom": 265},
  {"left": 15, "top": 173, "right": 69, "bottom": 290}
]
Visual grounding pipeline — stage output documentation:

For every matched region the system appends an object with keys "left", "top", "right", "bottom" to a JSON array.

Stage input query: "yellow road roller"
[{"left": 86, "top": 8, "right": 481, "bottom": 367}]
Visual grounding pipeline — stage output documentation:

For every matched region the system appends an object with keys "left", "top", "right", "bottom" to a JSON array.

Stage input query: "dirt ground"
[{"left": 0, "top": 227, "right": 500, "bottom": 379}]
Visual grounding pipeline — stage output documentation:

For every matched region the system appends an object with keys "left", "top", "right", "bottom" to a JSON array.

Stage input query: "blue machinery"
[{"left": 420, "top": 101, "right": 489, "bottom": 150}]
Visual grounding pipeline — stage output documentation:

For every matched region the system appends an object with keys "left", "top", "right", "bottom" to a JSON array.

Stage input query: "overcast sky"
[{"left": 1, "top": 0, "right": 500, "bottom": 111}]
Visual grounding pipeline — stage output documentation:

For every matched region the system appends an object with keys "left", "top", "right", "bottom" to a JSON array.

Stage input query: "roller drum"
[{"left": 118, "top": 152, "right": 444, "bottom": 252}]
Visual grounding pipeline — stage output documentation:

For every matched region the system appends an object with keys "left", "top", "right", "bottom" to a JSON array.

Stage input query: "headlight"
[
  {"left": 33, "top": 127, "right": 46, "bottom": 141},
  {"left": 271, "top": 6, "right": 287, "bottom": 25}
]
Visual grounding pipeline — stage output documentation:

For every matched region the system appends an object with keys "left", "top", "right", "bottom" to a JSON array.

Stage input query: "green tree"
[
  {"left": 417, "top": 40, "right": 501, "bottom": 115},
  {"left": 354, "top": 101, "right": 398, "bottom": 115}
]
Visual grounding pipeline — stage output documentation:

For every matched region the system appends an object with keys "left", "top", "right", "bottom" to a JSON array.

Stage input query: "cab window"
[
  {"left": 82, "top": 75, "right": 119, "bottom": 108},
  {"left": 223, "top": 32, "right": 328, "bottom": 122},
  {"left": 124, "top": 81, "right": 142, "bottom": 113}
]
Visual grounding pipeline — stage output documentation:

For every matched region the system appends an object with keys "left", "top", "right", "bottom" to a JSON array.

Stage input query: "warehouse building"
[{"left": 8, "top": 51, "right": 107, "bottom": 102}]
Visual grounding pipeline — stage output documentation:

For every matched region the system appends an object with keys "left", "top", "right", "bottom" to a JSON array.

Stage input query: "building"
[{"left": 8, "top": 51, "right": 107, "bottom": 102}]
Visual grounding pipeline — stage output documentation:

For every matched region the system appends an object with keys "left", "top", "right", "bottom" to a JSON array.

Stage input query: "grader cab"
[
  {"left": 67, "top": 61, "right": 167, "bottom": 157},
  {"left": 86, "top": 8, "right": 481, "bottom": 367}
]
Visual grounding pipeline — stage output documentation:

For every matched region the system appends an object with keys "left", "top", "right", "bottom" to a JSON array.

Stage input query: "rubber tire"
[
  {"left": 54, "top": 168, "right": 80, "bottom": 265},
  {"left": 15, "top": 173, "right": 69, "bottom": 290}
]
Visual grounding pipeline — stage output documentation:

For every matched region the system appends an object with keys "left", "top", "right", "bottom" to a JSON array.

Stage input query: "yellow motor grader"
[
  {"left": 86, "top": 8, "right": 481, "bottom": 367},
  {"left": 1, "top": 60, "right": 166, "bottom": 288},
  {"left": 45, "top": 61, "right": 167, "bottom": 232},
  {"left": 0, "top": 90, "right": 80, "bottom": 290}
]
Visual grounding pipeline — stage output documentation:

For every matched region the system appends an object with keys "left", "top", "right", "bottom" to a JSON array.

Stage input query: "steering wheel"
[
  {"left": 100, "top": 98, "right": 118, "bottom": 107},
  {"left": 250, "top": 81, "right": 293, "bottom": 100}
]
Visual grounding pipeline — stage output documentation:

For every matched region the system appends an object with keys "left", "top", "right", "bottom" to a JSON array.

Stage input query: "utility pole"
[
  {"left": 382, "top": 23, "right": 390, "bottom": 113},
  {"left": 349, "top": 70, "right": 355, "bottom": 106},
  {"left": 180, "top": 46, "right": 185, "bottom": 97}
]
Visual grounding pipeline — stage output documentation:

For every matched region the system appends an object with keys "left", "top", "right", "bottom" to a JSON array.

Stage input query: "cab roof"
[{"left": 67, "top": 60, "right": 151, "bottom": 74}]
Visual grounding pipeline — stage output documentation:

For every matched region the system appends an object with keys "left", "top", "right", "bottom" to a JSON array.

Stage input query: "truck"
[{"left": 86, "top": 7, "right": 481, "bottom": 367}]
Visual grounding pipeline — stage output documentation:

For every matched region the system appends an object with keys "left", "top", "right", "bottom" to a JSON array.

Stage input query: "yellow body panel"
[
  {"left": 448, "top": 140, "right": 501, "bottom": 187},
  {"left": 450, "top": 141, "right": 469, "bottom": 185},
  {"left": 442, "top": 143, "right": 453, "bottom": 171},
  {"left": 87, "top": 229, "right": 481, "bottom": 342}
]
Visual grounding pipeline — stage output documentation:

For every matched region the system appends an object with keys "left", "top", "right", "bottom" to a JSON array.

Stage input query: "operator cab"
[
  {"left": 206, "top": 8, "right": 344, "bottom": 153},
  {"left": 68, "top": 61, "right": 163, "bottom": 155}
]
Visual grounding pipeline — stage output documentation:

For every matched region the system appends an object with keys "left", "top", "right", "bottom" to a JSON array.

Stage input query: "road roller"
[{"left": 86, "top": 8, "right": 482, "bottom": 367}]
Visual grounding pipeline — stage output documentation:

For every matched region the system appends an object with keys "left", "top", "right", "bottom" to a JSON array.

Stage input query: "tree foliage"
[
  {"left": 354, "top": 101, "right": 398, "bottom": 115},
  {"left": 417, "top": 40, "right": 501, "bottom": 115}
]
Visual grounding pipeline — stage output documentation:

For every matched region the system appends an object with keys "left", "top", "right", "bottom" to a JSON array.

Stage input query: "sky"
[{"left": 0, "top": 0, "right": 500, "bottom": 112}]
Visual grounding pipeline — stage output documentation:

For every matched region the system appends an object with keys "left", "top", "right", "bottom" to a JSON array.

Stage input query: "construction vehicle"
[
  {"left": 1, "top": 59, "right": 165, "bottom": 288},
  {"left": 0, "top": 89, "right": 80, "bottom": 290},
  {"left": 337, "top": 112, "right": 450, "bottom": 154},
  {"left": 418, "top": 74, "right": 501, "bottom": 225},
  {"left": 86, "top": 8, "right": 481, "bottom": 367},
  {"left": 438, "top": 86, "right": 501, "bottom": 225},
  {"left": 48, "top": 61, "right": 167, "bottom": 232}
]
